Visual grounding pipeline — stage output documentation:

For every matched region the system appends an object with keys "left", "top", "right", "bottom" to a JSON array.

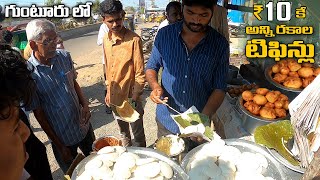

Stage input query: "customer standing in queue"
[
  {"left": 100, "top": 0, "right": 146, "bottom": 147},
  {"left": 157, "top": 1, "right": 183, "bottom": 31},
  {"left": 97, "top": 21, "right": 112, "bottom": 114},
  {"left": 25, "top": 19, "right": 95, "bottom": 173},
  {"left": 146, "top": 0, "right": 229, "bottom": 138}
]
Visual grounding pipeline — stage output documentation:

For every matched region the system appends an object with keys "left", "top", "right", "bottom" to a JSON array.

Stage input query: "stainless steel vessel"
[{"left": 237, "top": 97, "right": 289, "bottom": 134}]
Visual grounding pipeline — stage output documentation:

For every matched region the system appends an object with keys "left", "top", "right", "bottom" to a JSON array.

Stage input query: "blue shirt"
[
  {"left": 27, "top": 50, "right": 89, "bottom": 146},
  {"left": 146, "top": 21, "right": 229, "bottom": 133}
]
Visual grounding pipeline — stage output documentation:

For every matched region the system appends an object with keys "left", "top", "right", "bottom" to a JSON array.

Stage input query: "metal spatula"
[{"left": 159, "top": 99, "right": 192, "bottom": 121}]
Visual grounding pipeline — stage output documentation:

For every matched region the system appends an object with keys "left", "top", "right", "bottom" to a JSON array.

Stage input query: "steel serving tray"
[
  {"left": 71, "top": 147, "right": 189, "bottom": 180},
  {"left": 267, "top": 148, "right": 305, "bottom": 174},
  {"left": 181, "top": 139, "right": 287, "bottom": 180}
]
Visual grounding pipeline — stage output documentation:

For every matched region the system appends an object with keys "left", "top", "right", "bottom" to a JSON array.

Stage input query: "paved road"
[{"left": 29, "top": 22, "right": 159, "bottom": 179}]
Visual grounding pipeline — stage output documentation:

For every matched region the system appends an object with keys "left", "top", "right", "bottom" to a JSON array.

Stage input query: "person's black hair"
[
  {"left": 100, "top": 0, "right": 123, "bottom": 16},
  {"left": 166, "top": 1, "right": 182, "bottom": 13},
  {"left": 0, "top": 44, "right": 35, "bottom": 120},
  {"left": 0, "top": 29, "right": 13, "bottom": 44},
  {"left": 182, "top": 0, "right": 216, "bottom": 10}
]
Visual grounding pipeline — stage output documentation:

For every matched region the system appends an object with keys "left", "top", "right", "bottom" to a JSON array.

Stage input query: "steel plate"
[
  {"left": 181, "top": 139, "right": 287, "bottom": 179},
  {"left": 267, "top": 148, "right": 305, "bottom": 174},
  {"left": 71, "top": 147, "right": 189, "bottom": 180}
]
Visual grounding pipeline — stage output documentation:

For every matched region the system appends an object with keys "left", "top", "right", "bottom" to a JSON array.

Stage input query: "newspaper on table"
[
  {"left": 170, "top": 106, "right": 213, "bottom": 142},
  {"left": 289, "top": 74, "right": 320, "bottom": 167}
]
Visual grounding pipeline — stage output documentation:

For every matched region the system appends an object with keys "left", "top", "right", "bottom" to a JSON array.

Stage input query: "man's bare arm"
[{"left": 202, "top": 89, "right": 225, "bottom": 117}]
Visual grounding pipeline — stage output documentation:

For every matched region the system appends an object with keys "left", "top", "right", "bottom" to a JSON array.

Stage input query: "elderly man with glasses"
[{"left": 25, "top": 19, "right": 95, "bottom": 173}]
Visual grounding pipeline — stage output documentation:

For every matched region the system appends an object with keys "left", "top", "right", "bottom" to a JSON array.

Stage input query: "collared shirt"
[
  {"left": 146, "top": 21, "right": 229, "bottom": 133},
  {"left": 103, "top": 28, "right": 145, "bottom": 106},
  {"left": 26, "top": 50, "right": 89, "bottom": 146}
]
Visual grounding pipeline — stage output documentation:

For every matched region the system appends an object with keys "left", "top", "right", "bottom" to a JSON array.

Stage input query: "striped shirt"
[
  {"left": 146, "top": 21, "right": 229, "bottom": 133},
  {"left": 27, "top": 50, "right": 89, "bottom": 146}
]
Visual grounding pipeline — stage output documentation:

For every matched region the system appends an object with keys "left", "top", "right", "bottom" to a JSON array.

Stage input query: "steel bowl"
[
  {"left": 91, "top": 135, "right": 122, "bottom": 152},
  {"left": 154, "top": 134, "right": 185, "bottom": 157},
  {"left": 265, "top": 65, "right": 303, "bottom": 93},
  {"left": 181, "top": 139, "right": 287, "bottom": 179},
  {"left": 237, "top": 97, "right": 289, "bottom": 134}
]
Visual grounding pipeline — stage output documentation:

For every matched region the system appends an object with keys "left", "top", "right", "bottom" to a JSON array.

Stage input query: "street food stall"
[{"left": 68, "top": 0, "right": 320, "bottom": 179}]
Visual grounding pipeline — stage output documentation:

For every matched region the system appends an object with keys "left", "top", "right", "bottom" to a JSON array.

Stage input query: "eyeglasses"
[{"left": 36, "top": 36, "right": 58, "bottom": 46}]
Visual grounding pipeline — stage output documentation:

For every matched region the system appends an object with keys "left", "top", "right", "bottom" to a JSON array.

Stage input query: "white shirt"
[
  {"left": 158, "top": 19, "right": 169, "bottom": 30},
  {"left": 155, "top": 19, "right": 169, "bottom": 40},
  {"left": 97, "top": 23, "right": 109, "bottom": 64}
]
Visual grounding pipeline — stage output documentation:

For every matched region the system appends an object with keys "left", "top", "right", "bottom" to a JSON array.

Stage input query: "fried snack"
[
  {"left": 228, "top": 89, "right": 235, "bottom": 94},
  {"left": 253, "top": 94, "right": 268, "bottom": 106},
  {"left": 288, "top": 71, "right": 299, "bottom": 78},
  {"left": 234, "top": 89, "right": 240, "bottom": 95},
  {"left": 245, "top": 102, "right": 260, "bottom": 115},
  {"left": 242, "top": 90, "right": 254, "bottom": 101},
  {"left": 272, "top": 64, "right": 280, "bottom": 73},
  {"left": 274, "top": 91, "right": 281, "bottom": 96},
  {"left": 265, "top": 91, "right": 279, "bottom": 103},
  {"left": 287, "top": 60, "right": 301, "bottom": 72},
  {"left": 265, "top": 102, "right": 275, "bottom": 108},
  {"left": 245, "top": 84, "right": 253, "bottom": 90},
  {"left": 230, "top": 93, "right": 237, "bottom": 98},
  {"left": 283, "top": 100, "right": 289, "bottom": 110},
  {"left": 298, "top": 67, "right": 314, "bottom": 78},
  {"left": 283, "top": 77, "right": 302, "bottom": 89},
  {"left": 239, "top": 88, "right": 244, "bottom": 93},
  {"left": 302, "top": 62, "right": 313, "bottom": 68},
  {"left": 274, "top": 100, "right": 284, "bottom": 109},
  {"left": 302, "top": 76, "right": 316, "bottom": 88},
  {"left": 256, "top": 88, "right": 269, "bottom": 95},
  {"left": 278, "top": 94, "right": 289, "bottom": 101},
  {"left": 280, "top": 66, "right": 290, "bottom": 75},
  {"left": 244, "top": 101, "right": 254, "bottom": 108},
  {"left": 260, "top": 107, "right": 276, "bottom": 119},
  {"left": 314, "top": 67, "right": 320, "bottom": 77},
  {"left": 278, "top": 60, "right": 288, "bottom": 67},
  {"left": 275, "top": 108, "right": 287, "bottom": 118},
  {"left": 273, "top": 73, "right": 287, "bottom": 83}
]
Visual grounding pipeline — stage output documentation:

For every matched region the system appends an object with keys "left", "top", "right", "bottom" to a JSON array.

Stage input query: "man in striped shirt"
[
  {"left": 146, "top": 0, "right": 229, "bottom": 138},
  {"left": 25, "top": 19, "right": 95, "bottom": 173}
]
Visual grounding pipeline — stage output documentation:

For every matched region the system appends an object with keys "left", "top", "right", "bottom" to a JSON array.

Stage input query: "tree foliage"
[
  {"left": 44, "top": 0, "right": 63, "bottom": 25},
  {"left": 45, "top": 0, "right": 62, "bottom": 6},
  {"left": 92, "top": 0, "right": 101, "bottom": 14}
]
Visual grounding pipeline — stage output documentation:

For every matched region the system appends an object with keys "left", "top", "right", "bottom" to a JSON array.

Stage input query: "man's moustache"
[{"left": 189, "top": 23, "right": 202, "bottom": 27}]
